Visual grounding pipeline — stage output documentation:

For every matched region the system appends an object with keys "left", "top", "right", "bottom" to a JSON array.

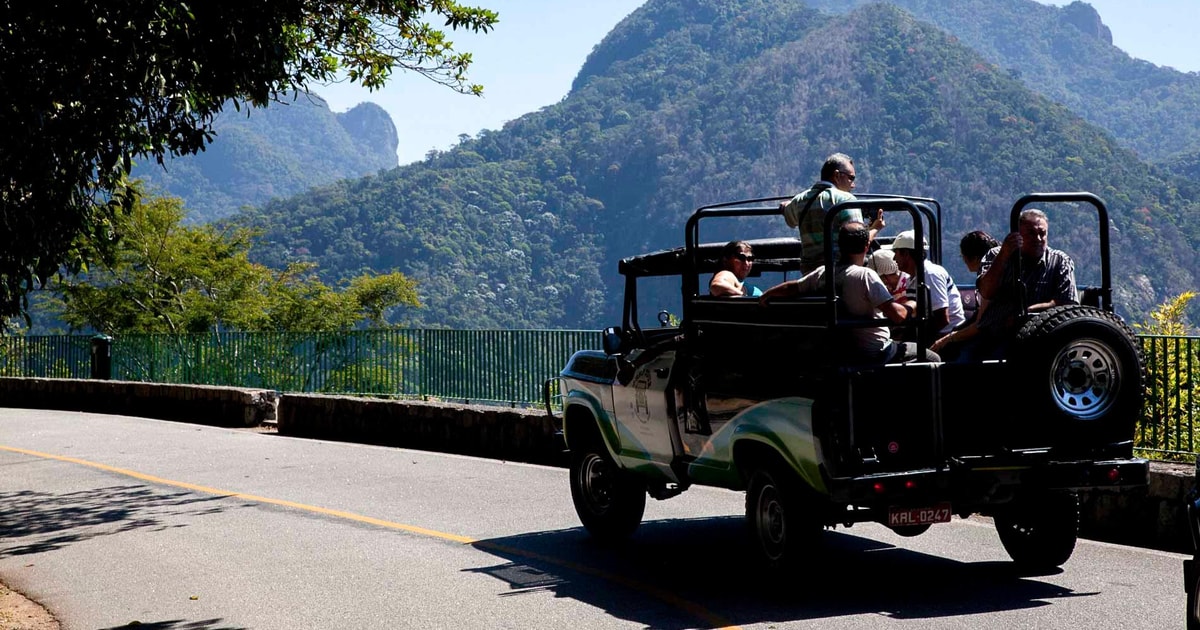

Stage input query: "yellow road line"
[
  {"left": 0, "top": 444, "right": 473, "bottom": 543},
  {"left": 0, "top": 443, "right": 741, "bottom": 629}
]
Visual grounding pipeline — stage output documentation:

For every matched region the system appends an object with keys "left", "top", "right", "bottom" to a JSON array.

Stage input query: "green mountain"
[
  {"left": 234, "top": 0, "right": 1200, "bottom": 329},
  {"left": 134, "top": 94, "right": 398, "bottom": 223},
  {"left": 799, "top": 0, "right": 1200, "bottom": 165}
]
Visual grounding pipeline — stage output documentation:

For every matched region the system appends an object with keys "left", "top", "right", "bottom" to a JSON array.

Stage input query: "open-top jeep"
[{"left": 548, "top": 192, "right": 1148, "bottom": 570}]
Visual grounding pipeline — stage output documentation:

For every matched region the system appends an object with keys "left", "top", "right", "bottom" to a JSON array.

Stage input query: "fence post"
[{"left": 90, "top": 334, "right": 113, "bottom": 380}]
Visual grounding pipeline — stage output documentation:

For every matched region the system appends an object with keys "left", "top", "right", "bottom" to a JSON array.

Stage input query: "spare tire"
[{"left": 1009, "top": 305, "right": 1144, "bottom": 448}]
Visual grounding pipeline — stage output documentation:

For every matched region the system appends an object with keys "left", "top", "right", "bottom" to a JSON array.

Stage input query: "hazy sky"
[{"left": 318, "top": 1, "right": 1199, "bottom": 166}]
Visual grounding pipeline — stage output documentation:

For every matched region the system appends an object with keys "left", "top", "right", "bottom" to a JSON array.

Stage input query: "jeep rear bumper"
[{"left": 826, "top": 457, "right": 1148, "bottom": 507}]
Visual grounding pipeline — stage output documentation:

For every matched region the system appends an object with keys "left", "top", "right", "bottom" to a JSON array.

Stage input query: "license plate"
[{"left": 888, "top": 502, "right": 952, "bottom": 527}]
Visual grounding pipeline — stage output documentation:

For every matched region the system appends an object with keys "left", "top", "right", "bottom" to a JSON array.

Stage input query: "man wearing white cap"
[
  {"left": 891, "top": 229, "right": 965, "bottom": 340},
  {"left": 867, "top": 248, "right": 908, "bottom": 301}
]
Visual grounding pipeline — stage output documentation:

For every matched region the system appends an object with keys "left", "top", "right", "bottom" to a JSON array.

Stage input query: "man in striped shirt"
[{"left": 781, "top": 153, "right": 884, "bottom": 273}]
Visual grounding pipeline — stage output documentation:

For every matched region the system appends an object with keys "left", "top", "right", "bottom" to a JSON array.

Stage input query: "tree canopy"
[
  {"left": 47, "top": 189, "right": 420, "bottom": 334},
  {"left": 0, "top": 0, "right": 496, "bottom": 319}
]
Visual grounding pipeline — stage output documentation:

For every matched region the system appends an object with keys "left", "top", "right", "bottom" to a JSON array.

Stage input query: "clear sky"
[
  {"left": 319, "top": 1, "right": 647, "bottom": 165},
  {"left": 318, "top": 1, "right": 1199, "bottom": 166}
]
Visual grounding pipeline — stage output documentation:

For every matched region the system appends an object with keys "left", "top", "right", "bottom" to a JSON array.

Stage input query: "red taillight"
[
  {"left": 1107, "top": 468, "right": 1121, "bottom": 483},
  {"left": 873, "top": 482, "right": 886, "bottom": 494},
  {"left": 904, "top": 479, "right": 917, "bottom": 490}
]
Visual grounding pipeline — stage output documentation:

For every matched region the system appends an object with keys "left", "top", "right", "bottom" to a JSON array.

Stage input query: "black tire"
[
  {"left": 1010, "top": 305, "right": 1144, "bottom": 446},
  {"left": 1189, "top": 557, "right": 1200, "bottom": 630},
  {"left": 889, "top": 523, "right": 932, "bottom": 538},
  {"left": 569, "top": 436, "right": 646, "bottom": 542},
  {"left": 994, "top": 491, "right": 1080, "bottom": 570},
  {"left": 745, "top": 465, "right": 822, "bottom": 569}
]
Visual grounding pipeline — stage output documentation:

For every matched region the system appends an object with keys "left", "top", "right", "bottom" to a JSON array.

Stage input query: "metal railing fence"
[
  {"left": 2, "top": 330, "right": 1198, "bottom": 454},
  {"left": 79, "top": 329, "right": 599, "bottom": 406},
  {"left": 1138, "top": 335, "right": 1199, "bottom": 457},
  {"left": 0, "top": 335, "right": 92, "bottom": 379}
]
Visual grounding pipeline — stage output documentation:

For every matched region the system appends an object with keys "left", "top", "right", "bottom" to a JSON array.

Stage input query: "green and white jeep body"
[{"left": 550, "top": 193, "right": 1148, "bottom": 569}]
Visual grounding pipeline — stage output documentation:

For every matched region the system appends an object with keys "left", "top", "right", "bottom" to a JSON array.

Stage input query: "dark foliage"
[{"left": 0, "top": 0, "right": 495, "bottom": 320}]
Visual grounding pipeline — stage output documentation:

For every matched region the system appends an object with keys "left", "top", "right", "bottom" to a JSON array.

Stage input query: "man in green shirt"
[{"left": 781, "top": 152, "right": 884, "bottom": 272}]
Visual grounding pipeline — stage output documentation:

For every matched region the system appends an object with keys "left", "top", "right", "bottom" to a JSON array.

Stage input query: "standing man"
[
  {"left": 890, "top": 229, "right": 965, "bottom": 341},
  {"left": 969, "top": 209, "right": 1077, "bottom": 358},
  {"left": 781, "top": 153, "right": 884, "bottom": 273}
]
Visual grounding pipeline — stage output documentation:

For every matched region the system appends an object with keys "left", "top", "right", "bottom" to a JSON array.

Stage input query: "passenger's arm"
[
  {"left": 709, "top": 271, "right": 743, "bottom": 297},
  {"left": 758, "top": 280, "right": 798, "bottom": 306},
  {"left": 879, "top": 299, "right": 912, "bottom": 325},
  {"left": 977, "top": 234, "right": 1018, "bottom": 301},
  {"left": 759, "top": 268, "right": 823, "bottom": 306},
  {"left": 931, "top": 321, "right": 978, "bottom": 353},
  {"left": 868, "top": 211, "right": 885, "bottom": 241}
]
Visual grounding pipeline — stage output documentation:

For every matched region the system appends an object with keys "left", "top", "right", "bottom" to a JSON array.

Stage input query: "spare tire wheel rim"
[{"left": 1049, "top": 337, "right": 1120, "bottom": 420}]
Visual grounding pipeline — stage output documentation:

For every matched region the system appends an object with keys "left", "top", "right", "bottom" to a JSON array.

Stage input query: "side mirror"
[{"left": 602, "top": 326, "right": 625, "bottom": 356}]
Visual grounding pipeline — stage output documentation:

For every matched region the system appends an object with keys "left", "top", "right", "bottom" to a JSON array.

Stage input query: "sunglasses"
[
  {"left": 837, "top": 170, "right": 856, "bottom": 182},
  {"left": 734, "top": 253, "right": 755, "bottom": 262}
]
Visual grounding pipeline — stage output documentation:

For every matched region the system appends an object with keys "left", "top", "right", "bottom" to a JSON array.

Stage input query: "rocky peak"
[{"left": 1060, "top": 1, "right": 1112, "bottom": 45}]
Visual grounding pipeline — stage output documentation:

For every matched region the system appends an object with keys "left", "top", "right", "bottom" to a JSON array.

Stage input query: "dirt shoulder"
[{"left": 0, "top": 581, "right": 57, "bottom": 630}]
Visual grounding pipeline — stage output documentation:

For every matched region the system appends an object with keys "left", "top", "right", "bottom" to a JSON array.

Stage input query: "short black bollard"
[{"left": 90, "top": 334, "right": 113, "bottom": 380}]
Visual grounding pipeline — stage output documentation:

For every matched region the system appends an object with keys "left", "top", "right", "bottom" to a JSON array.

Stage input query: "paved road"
[{"left": 0, "top": 408, "right": 1186, "bottom": 629}]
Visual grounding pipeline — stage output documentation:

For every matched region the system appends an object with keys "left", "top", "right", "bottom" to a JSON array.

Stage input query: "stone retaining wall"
[
  {"left": 1081, "top": 461, "right": 1193, "bottom": 553},
  {"left": 277, "top": 393, "right": 565, "bottom": 467},
  {"left": 0, "top": 377, "right": 277, "bottom": 428}
]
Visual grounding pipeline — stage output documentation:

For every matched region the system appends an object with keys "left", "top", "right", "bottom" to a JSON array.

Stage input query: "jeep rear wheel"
[
  {"left": 745, "top": 465, "right": 821, "bottom": 569},
  {"left": 569, "top": 442, "right": 646, "bottom": 542},
  {"left": 1010, "top": 306, "right": 1144, "bottom": 446},
  {"left": 994, "top": 491, "right": 1079, "bottom": 570}
]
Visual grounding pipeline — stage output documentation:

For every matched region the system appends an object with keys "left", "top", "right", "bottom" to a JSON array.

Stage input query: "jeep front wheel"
[
  {"left": 994, "top": 491, "right": 1080, "bottom": 570},
  {"left": 569, "top": 444, "right": 646, "bottom": 542},
  {"left": 745, "top": 465, "right": 821, "bottom": 569}
]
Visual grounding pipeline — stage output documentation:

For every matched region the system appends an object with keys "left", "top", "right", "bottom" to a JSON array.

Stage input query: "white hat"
[
  {"left": 868, "top": 249, "right": 899, "bottom": 276},
  {"left": 892, "top": 230, "right": 928, "bottom": 251}
]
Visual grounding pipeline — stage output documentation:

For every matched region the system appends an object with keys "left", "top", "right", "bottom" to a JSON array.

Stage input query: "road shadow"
[
  {"left": 0, "top": 485, "right": 236, "bottom": 558},
  {"left": 469, "top": 516, "right": 1093, "bottom": 629},
  {"left": 99, "top": 619, "right": 246, "bottom": 630}
]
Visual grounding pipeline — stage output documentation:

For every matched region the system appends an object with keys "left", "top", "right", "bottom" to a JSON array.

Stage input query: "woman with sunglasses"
[{"left": 710, "top": 240, "right": 762, "bottom": 297}]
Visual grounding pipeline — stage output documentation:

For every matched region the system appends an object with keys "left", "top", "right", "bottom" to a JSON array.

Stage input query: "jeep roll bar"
[
  {"left": 681, "top": 195, "right": 936, "bottom": 355},
  {"left": 822, "top": 198, "right": 932, "bottom": 354},
  {"left": 1008, "top": 192, "right": 1111, "bottom": 312},
  {"left": 682, "top": 196, "right": 793, "bottom": 298}
]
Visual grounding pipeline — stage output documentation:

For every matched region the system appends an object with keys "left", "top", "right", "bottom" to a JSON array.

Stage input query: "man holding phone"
[{"left": 781, "top": 152, "right": 885, "bottom": 273}]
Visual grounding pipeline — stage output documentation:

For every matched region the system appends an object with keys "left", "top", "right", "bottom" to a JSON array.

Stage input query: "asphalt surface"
[{"left": 0, "top": 408, "right": 1187, "bottom": 629}]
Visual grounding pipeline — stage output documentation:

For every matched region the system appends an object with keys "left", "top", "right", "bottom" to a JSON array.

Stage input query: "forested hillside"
[
  {"left": 235, "top": 0, "right": 1200, "bottom": 330},
  {"left": 134, "top": 95, "right": 398, "bottom": 223},
  {"left": 799, "top": 0, "right": 1200, "bottom": 166}
]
